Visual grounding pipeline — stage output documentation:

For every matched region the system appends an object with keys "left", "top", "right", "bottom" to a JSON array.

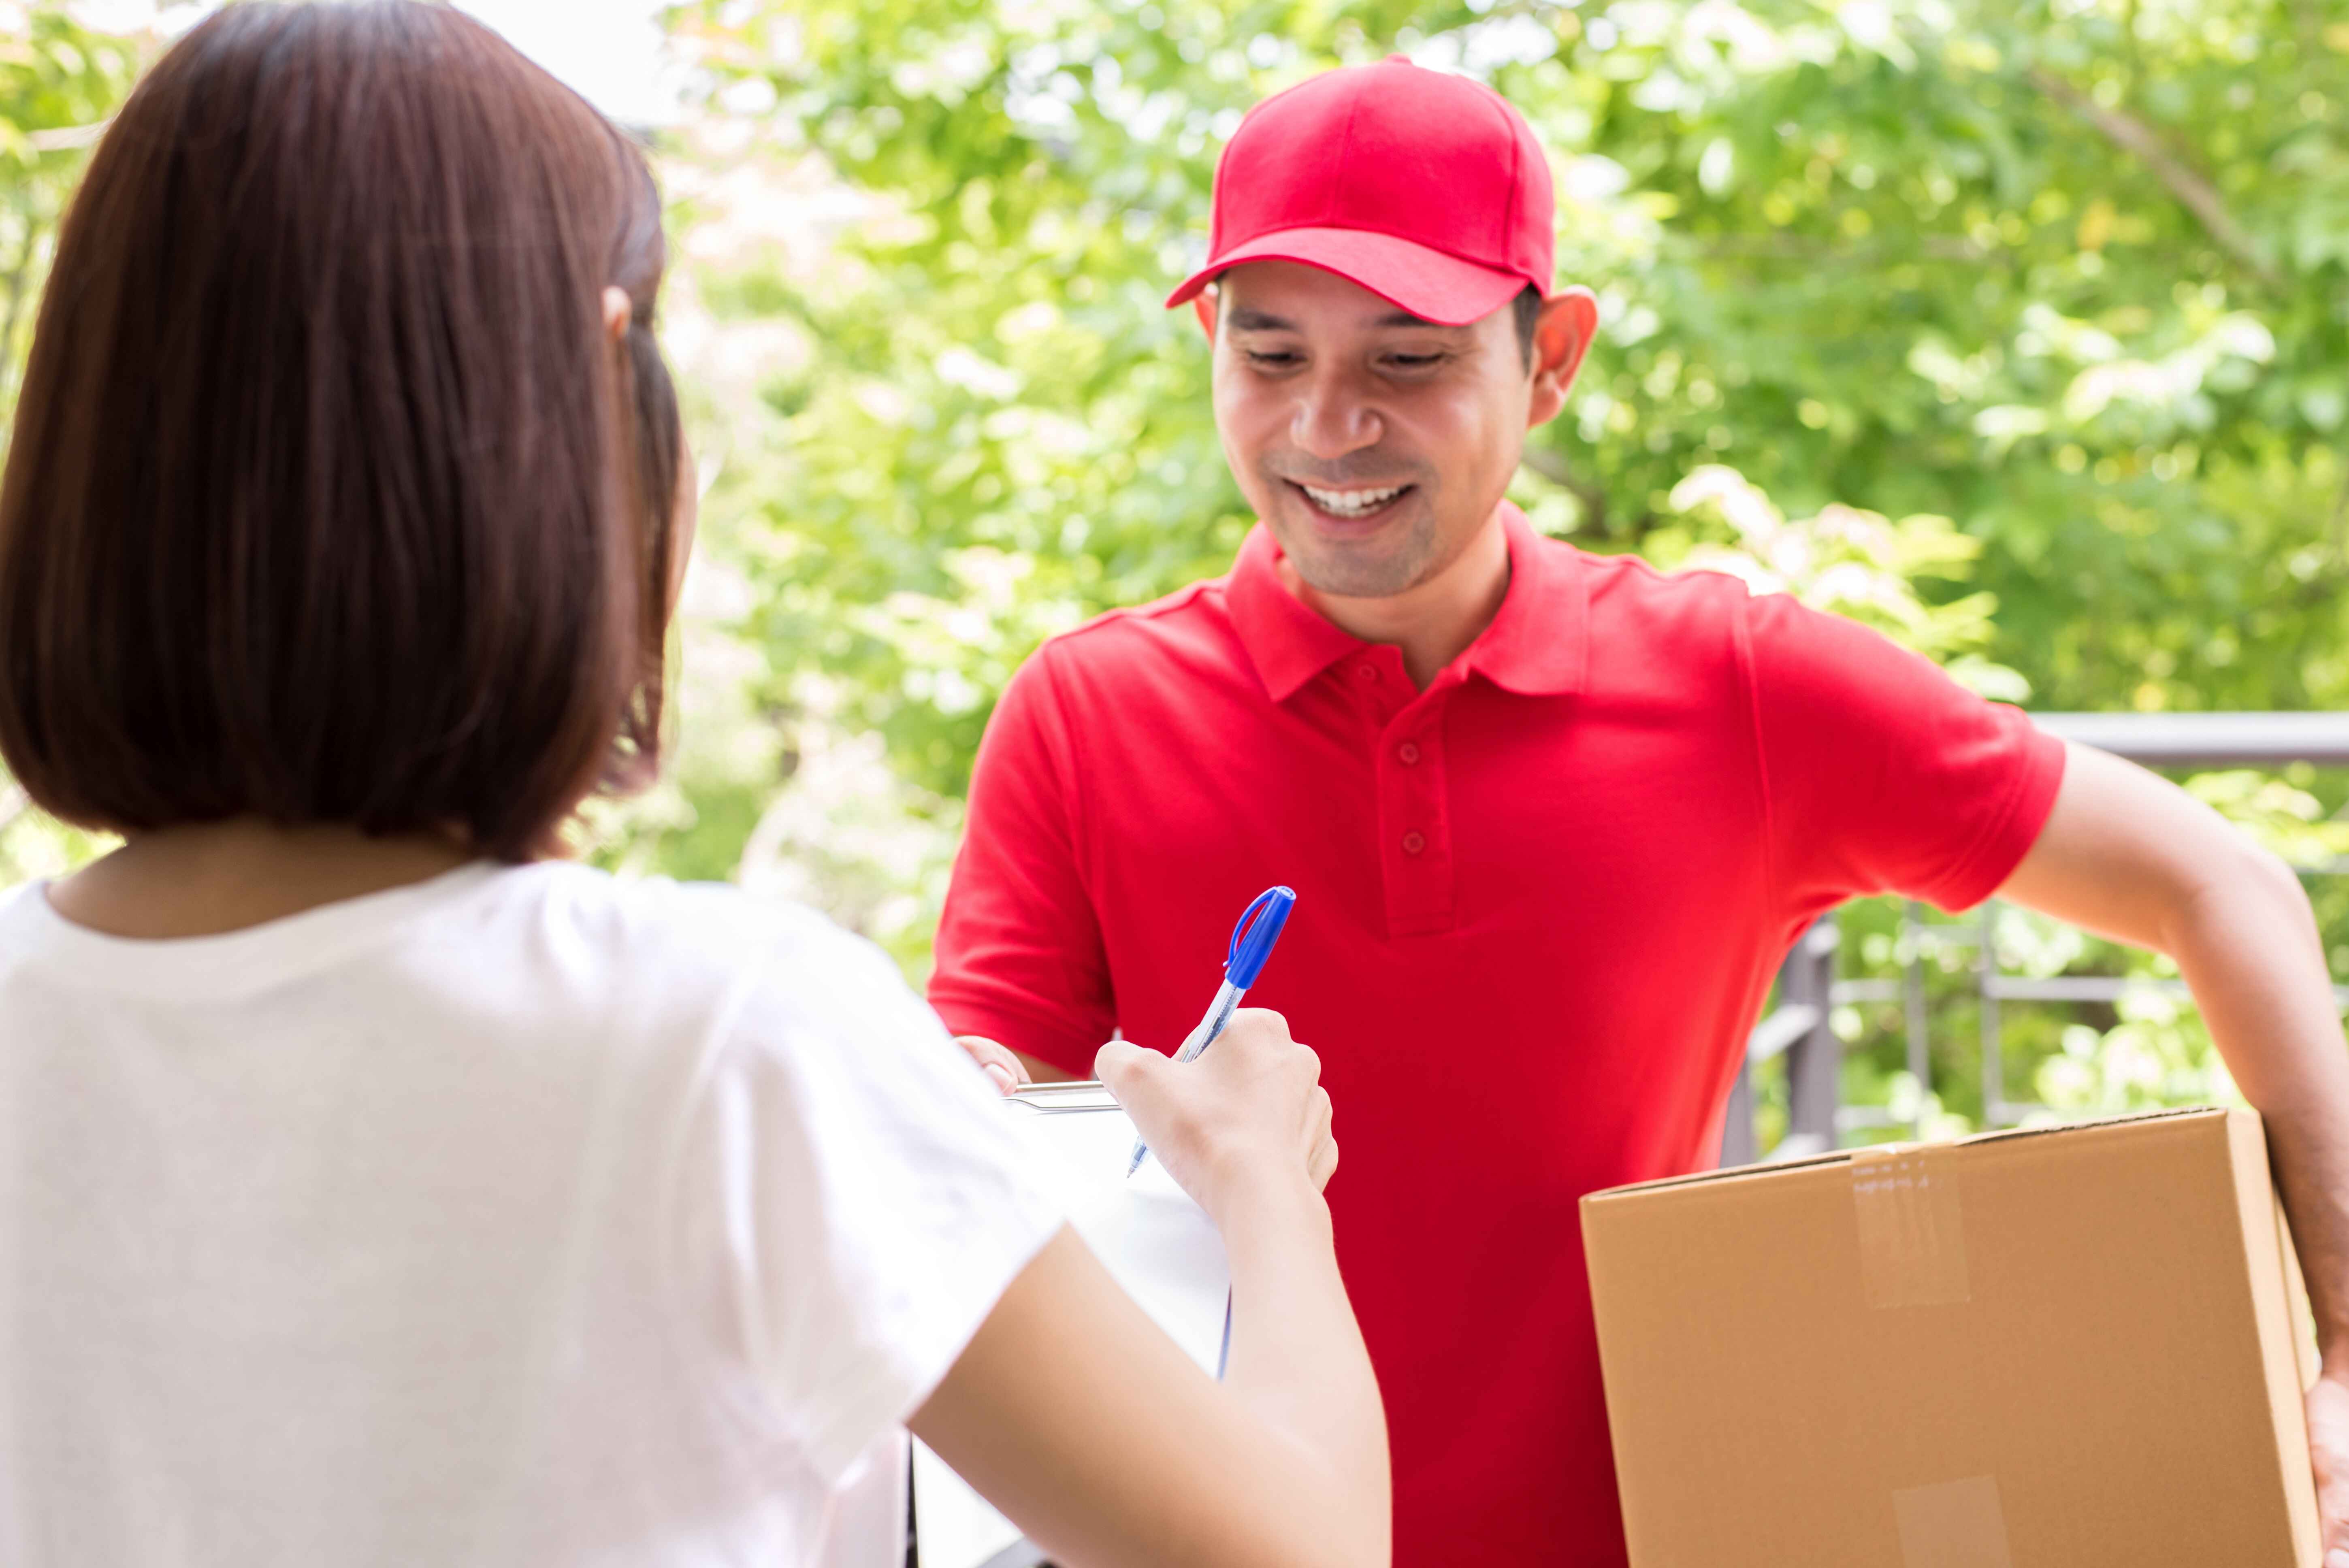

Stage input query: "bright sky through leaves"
[{"left": 64, "top": 0, "right": 686, "bottom": 124}]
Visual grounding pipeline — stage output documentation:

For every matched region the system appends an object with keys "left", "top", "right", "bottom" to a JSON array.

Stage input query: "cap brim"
[{"left": 1165, "top": 226, "right": 1533, "bottom": 326}]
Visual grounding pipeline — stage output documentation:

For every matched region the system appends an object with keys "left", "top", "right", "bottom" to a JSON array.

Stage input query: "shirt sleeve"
[
  {"left": 1745, "top": 590, "right": 2067, "bottom": 918},
  {"left": 679, "top": 911, "right": 1064, "bottom": 1486},
  {"left": 927, "top": 646, "right": 1117, "bottom": 1077}
]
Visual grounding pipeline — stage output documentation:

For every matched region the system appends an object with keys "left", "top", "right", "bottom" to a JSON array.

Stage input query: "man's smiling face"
[{"left": 1206, "top": 260, "right": 1538, "bottom": 600}]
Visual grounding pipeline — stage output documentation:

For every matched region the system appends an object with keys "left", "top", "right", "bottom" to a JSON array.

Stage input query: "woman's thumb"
[{"left": 1094, "top": 1040, "right": 1159, "bottom": 1098}]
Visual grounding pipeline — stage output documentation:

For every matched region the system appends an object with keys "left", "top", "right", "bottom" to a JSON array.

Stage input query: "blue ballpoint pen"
[{"left": 1127, "top": 885, "right": 1297, "bottom": 1177}]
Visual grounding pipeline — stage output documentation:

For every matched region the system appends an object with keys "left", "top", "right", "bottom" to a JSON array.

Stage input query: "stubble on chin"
[{"left": 1270, "top": 502, "right": 1442, "bottom": 600}]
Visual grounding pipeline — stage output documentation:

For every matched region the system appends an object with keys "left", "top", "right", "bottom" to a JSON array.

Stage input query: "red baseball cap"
[{"left": 1166, "top": 56, "right": 1555, "bottom": 326}]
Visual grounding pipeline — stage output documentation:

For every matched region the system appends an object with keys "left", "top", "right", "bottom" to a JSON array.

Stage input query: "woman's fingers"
[
  {"left": 1097, "top": 1015, "right": 1342, "bottom": 1199},
  {"left": 1099, "top": 1012, "right": 1334, "bottom": 1219},
  {"left": 1094, "top": 1039, "right": 1157, "bottom": 1094}
]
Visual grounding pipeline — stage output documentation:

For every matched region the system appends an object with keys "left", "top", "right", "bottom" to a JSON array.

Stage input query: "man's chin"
[{"left": 1278, "top": 529, "right": 1432, "bottom": 600}]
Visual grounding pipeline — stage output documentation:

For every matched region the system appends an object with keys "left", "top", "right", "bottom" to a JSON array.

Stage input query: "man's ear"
[
  {"left": 1528, "top": 285, "right": 1599, "bottom": 428},
  {"left": 1193, "top": 286, "right": 1218, "bottom": 343}
]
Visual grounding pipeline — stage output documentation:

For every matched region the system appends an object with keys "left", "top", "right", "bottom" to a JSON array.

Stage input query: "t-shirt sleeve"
[
  {"left": 678, "top": 912, "right": 1064, "bottom": 1486},
  {"left": 1745, "top": 590, "right": 2067, "bottom": 917},
  {"left": 927, "top": 646, "right": 1117, "bottom": 1077}
]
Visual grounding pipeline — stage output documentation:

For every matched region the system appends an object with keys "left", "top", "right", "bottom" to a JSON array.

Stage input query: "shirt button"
[
  {"left": 1355, "top": 662, "right": 1379, "bottom": 682},
  {"left": 1396, "top": 741, "right": 1421, "bottom": 766},
  {"left": 1401, "top": 830, "right": 1426, "bottom": 856}
]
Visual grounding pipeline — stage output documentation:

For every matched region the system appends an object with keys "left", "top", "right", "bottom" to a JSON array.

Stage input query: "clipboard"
[{"left": 910, "top": 1082, "right": 1234, "bottom": 1568}]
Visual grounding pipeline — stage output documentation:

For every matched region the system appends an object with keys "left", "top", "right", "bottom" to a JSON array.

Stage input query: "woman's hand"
[
  {"left": 1094, "top": 1009, "right": 1337, "bottom": 1221},
  {"left": 917, "top": 1010, "right": 1382, "bottom": 1568}
]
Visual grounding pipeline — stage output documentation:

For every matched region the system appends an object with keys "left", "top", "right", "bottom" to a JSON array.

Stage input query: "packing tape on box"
[
  {"left": 1850, "top": 1144, "right": 1971, "bottom": 1309},
  {"left": 1892, "top": 1474, "right": 2013, "bottom": 1568}
]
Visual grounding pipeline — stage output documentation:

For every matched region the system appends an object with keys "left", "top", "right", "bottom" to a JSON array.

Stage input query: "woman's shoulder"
[
  {"left": 508, "top": 861, "right": 843, "bottom": 942},
  {"left": 480, "top": 862, "right": 914, "bottom": 1017}
]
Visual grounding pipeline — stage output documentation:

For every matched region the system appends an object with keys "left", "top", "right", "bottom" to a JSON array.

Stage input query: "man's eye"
[
  {"left": 1245, "top": 350, "right": 1301, "bottom": 368},
  {"left": 1386, "top": 353, "right": 1445, "bottom": 369}
]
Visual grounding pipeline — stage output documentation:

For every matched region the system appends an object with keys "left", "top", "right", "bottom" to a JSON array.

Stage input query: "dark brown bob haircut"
[{"left": 0, "top": 0, "right": 681, "bottom": 861}]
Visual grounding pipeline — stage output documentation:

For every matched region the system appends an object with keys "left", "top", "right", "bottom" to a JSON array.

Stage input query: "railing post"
[
  {"left": 1978, "top": 898, "right": 2005, "bottom": 1126},
  {"left": 1720, "top": 1060, "right": 1756, "bottom": 1167},
  {"left": 1902, "top": 901, "right": 1930, "bottom": 1139},
  {"left": 1782, "top": 914, "right": 1842, "bottom": 1155}
]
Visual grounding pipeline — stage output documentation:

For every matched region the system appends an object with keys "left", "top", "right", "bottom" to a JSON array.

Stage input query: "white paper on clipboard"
[{"left": 910, "top": 1082, "right": 1233, "bottom": 1568}]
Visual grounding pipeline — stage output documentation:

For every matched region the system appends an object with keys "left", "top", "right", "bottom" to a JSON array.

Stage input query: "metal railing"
[{"left": 1720, "top": 712, "right": 2349, "bottom": 1166}]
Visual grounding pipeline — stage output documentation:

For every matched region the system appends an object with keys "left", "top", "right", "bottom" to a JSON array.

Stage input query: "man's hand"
[
  {"left": 2309, "top": 1367, "right": 2349, "bottom": 1563},
  {"left": 954, "top": 1035, "right": 1032, "bottom": 1096}
]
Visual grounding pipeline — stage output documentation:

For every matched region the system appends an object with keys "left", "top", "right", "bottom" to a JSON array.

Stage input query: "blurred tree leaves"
[
  {"left": 660, "top": 0, "right": 2349, "bottom": 1101},
  {"left": 0, "top": 4, "right": 143, "bottom": 882},
  {"left": 0, "top": 5, "right": 140, "bottom": 430},
  {"left": 668, "top": 0, "right": 2349, "bottom": 805},
  {"left": 3, "top": 0, "right": 2348, "bottom": 1083}
]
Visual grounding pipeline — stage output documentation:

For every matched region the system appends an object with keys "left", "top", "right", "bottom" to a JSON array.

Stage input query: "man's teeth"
[{"left": 1300, "top": 483, "right": 1406, "bottom": 518}]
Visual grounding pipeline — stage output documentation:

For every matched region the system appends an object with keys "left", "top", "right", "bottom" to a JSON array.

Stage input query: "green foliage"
[
  {"left": 1526, "top": 0, "right": 2349, "bottom": 722},
  {"left": 4, "top": 0, "right": 2348, "bottom": 1127},
  {"left": 661, "top": 0, "right": 2349, "bottom": 1095},
  {"left": 672, "top": 0, "right": 2349, "bottom": 807},
  {"left": 1825, "top": 762, "right": 2349, "bottom": 1142},
  {"left": 1652, "top": 462, "right": 2019, "bottom": 686},
  {"left": 670, "top": 0, "right": 1420, "bottom": 798},
  {"left": 0, "top": 6, "right": 141, "bottom": 429},
  {"left": 0, "top": 4, "right": 145, "bottom": 885}
]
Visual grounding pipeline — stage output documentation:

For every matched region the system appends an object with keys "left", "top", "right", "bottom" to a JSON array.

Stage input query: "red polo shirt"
[{"left": 930, "top": 504, "right": 2065, "bottom": 1566}]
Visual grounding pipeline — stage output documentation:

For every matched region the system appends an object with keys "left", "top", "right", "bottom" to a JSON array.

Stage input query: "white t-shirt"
[{"left": 0, "top": 862, "right": 1063, "bottom": 1567}]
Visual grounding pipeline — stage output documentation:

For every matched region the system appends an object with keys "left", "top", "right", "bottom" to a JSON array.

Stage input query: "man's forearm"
[
  {"left": 2000, "top": 744, "right": 2349, "bottom": 1357},
  {"left": 2166, "top": 858, "right": 2349, "bottom": 1355},
  {"left": 1015, "top": 1049, "right": 1080, "bottom": 1084}
]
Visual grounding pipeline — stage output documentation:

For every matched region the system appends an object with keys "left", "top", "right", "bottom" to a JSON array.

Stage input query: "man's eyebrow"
[
  {"left": 1227, "top": 306, "right": 1470, "bottom": 332},
  {"left": 1226, "top": 308, "right": 1296, "bottom": 332}
]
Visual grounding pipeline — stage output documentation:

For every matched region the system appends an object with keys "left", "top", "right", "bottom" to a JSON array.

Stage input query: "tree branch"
[{"left": 2027, "top": 68, "right": 2281, "bottom": 288}]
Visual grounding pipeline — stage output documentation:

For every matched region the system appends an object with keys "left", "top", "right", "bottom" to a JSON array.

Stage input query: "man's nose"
[{"left": 1290, "top": 368, "right": 1383, "bottom": 461}]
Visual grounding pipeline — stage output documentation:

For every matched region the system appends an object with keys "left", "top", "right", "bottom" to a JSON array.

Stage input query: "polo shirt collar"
[
  {"left": 1226, "top": 524, "right": 1363, "bottom": 702},
  {"left": 1226, "top": 501, "right": 1587, "bottom": 702},
  {"left": 1466, "top": 503, "right": 1588, "bottom": 698}
]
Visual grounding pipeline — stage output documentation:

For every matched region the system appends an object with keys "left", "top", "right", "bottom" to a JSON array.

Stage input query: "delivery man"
[{"left": 928, "top": 56, "right": 2349, "bottom": 1566}]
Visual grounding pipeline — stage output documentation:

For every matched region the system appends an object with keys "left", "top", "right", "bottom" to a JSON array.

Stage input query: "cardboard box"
[{"left": 1582, "top": 1108, "right": 2320, "bottom": 1566}]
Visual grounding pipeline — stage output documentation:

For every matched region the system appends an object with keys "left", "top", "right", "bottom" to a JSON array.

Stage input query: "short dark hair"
[{"left": 0, "top": 1, "right": 680, "bottom": 861}]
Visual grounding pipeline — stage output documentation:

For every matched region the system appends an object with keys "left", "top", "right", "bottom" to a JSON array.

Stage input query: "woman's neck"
[{"left": 47, "top": 818, "right": 475, "bottom": 939}]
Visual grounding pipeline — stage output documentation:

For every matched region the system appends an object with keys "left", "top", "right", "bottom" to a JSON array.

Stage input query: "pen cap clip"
[{"left": 1224, "top": 886, "right": 1296, "bottom": 989}]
